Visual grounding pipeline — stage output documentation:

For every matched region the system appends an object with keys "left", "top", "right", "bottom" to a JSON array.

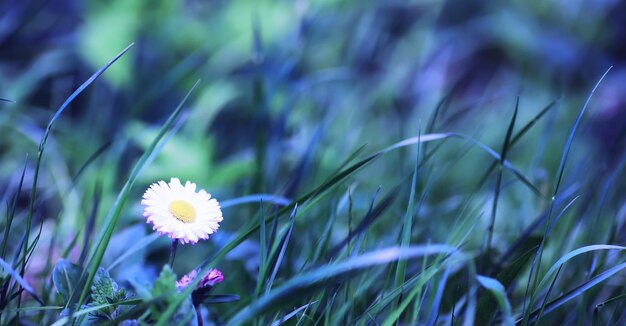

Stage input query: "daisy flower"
[{"left": 142, "top": 178, "right": 223, "bottom": 244}]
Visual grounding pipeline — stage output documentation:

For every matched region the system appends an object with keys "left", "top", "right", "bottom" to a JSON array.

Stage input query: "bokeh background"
[{"left": 2, "top": 0, "right": 626, "bottom": 324}]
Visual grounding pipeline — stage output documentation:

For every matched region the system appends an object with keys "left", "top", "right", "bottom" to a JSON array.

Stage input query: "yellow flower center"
[{"left": 169, "top": 200, "right": 196, "bottom": 223}]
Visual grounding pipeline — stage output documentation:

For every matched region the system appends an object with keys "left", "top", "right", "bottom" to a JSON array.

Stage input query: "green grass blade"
[
  {"left": 265, "top": 204, "right": 298, "bottom": 295},
  {"left": 522, "top": 66, "right": 612, "bottom": 325},
  {"left": 20, "top": 42, "right": 134, "bottom": 304},
  {"left": 74, "top": 80, "right": 200, "bottom": 311},
  {"left": 0, "top": 257, "right": 43, "bottom": 305},
  {"left": 486, "top": 97, "right": 518, "bottom": 260}
]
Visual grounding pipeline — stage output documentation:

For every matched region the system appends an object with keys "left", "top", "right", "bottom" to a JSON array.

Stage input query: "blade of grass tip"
[
  {"left": 476, "top": 99, "right": 557, "bottom": 190},
  {"left": 534, "top": 265, "right": 562, "bottom": 325},
  {"left": 255, "top": 201, "right": 268, "bottom": 297},
  {"left": 271, "top": 301, "right": 318, "bottom": 326},
  {"left": 227, "top": 245, "right": 464, "bottom": 326},
  {"left": 310, "top": 204, "right": 337, "bottom": 263},
  {"left": 520, "top": 262, "right": 626, "bottom": 324},
  {"left": 0, "top": 257, "right": 43, "bottom": 305},
  {"left": 265, "top": 204, "right": 298, "bottom": 295},
  {"left": 327, "top": 186, "right": 383, "bottom": 258},
  {"left": 523, "top": 67, "right": 612, "bottom": 325},
  {"left": 74, "top": 80, "right": 200, "bottom": 311},
  {"left": 392, "top": 130, "right": 421, "bottom": 314},
  {"left": 106, "top": 233, "right": 159, "bottom": 272},
  {"left": 485, "top": 98, "right": 518, "bottom": 265},
  {"left": 69, "top": 140, "right": 113, "bottom": 191},
  {"left": 593, "top": 293, "right": 626, "bottom": 326},
  {"left": 21, "top": 42, "right": 134, "bottom": 275},
  {"left": 0, "top": 97, "right": 15, "bottom": 102}
]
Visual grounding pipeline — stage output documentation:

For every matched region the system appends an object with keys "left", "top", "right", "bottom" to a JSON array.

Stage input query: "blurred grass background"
[{"left": 1, "top": 0, "right": 626, "bottom": 324}]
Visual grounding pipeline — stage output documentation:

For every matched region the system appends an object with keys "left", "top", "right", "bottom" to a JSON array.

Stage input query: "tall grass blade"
[
  {"left": 522, "top": 67, "right": 612, "bottom": 325},
  {"left": 74, "top": 80, "right": 200, "bottom": 311},
  {"left": 486, "top": 98, "right": 518, "bottom": 261}
]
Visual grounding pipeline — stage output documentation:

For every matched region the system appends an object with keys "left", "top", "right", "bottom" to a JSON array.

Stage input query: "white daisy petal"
[{"left": 141, "top": 178, "right": 223, "bottom": 245}]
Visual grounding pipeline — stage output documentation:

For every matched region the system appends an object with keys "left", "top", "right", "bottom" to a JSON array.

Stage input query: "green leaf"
[
  {"left": 52, "top": 259, "right": 85, "bottom": 304},
  {"left": 149, "top": 265, "right": 194, "bottom": 325},
  {"left": 87, "top": 268, "right": 128, "bottom": 322}
]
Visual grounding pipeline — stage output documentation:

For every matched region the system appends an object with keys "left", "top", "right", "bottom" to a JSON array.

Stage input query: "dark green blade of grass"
[
  {"left": 0, "top": 98, "right": 14, "bottom": 103},
  {"left": 476, "top": 275, "right": 514, "bottom": 325},
  {"left": 78, "top": 183, "right": 100, "bottom": 266},
  {"left": 521, "top": 66, "right": 612, "bottom": 325},
  {"left": 476, "top": 99, "right": 557, "bottom": 189},
  {"left": 593, "top": 293, "right": 626, "bottom": 326},
  {"left": 392, "top": 130, "right": 421, "bottom": 316},
  {"left": 519, "top": 262, "right": 626, "bottom": 325},
  {"left": 0, "top": 257, "right": 43, "bottom": 305},
  {"left": 1, "top": 156, "right": 27, "bottom": 259},
  {"left": 485, "top": 98, "right": 518, "bottom": 265},
  {"left": 255, "top": 201, "right": 268, "bottom": 298},
  {"left": 18, "top": 43, "right": 134, "bottom": 307},
  {"left": 326, "top": 186, "right": 387, "bottom": 258},
  {"left": 265, "top": 205, "right": 298, "bottom": 295},
  {"left": 475, "top": 245, "right": 538, "bottom": 325},
  {"left": 73, "top": 80, "right": 200, "bottom": 312},
  {"left": 534, "top": 265, "right": 562, "bottom": 325}
]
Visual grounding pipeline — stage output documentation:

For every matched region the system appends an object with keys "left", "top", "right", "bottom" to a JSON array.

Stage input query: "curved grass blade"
[
  {"left": 476, "top": 245, "right": 537, "bottom": 325},
  {"left": 535, "top": 245, "right": 626, "bottom": 295},
  {"left": 477, "top": 275, "right": 513, "bottom": 325}
]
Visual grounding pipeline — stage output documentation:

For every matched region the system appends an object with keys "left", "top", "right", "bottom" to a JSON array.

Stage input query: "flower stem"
[
  {"left": 169, "top": 239, "right": 179, "bottom": 267},
  {"left": 194, "top": 303, "right": 204, "bottom": 326}
]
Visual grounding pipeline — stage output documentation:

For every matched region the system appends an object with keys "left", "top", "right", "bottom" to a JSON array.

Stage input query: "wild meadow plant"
[{"left": 2, "top": 8, "right": 626, "bottom": 326}]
